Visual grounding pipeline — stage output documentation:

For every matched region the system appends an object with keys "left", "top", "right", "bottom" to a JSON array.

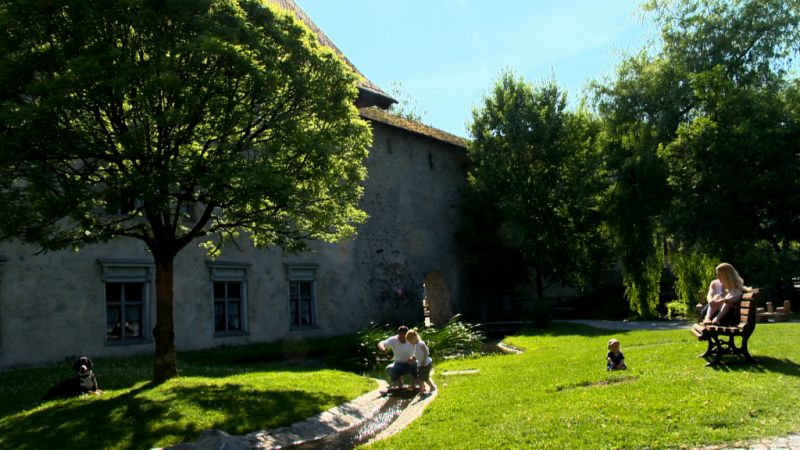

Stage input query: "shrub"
[{"left": 331, "top": 315, "right": 485, "bottom": 372}]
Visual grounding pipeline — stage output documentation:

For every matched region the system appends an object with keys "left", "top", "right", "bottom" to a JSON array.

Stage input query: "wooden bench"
[{"left": 690, "top": 289, "right": 761, "bottom": 366}]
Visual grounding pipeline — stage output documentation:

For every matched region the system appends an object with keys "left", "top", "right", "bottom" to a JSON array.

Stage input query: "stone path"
[
  {"left": 556, "top": 318, "right": 693, "bottom": 330},
  {"left": 696, "top": 433, "right": 800, "bottom": 449},
  {"left": 162, "top": 378, "right": 437, "bottom": 449}
]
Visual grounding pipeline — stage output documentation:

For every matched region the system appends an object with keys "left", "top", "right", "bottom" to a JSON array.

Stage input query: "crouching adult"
[{"left": 378, "top": 325, "right": 417, "bottom": 388}]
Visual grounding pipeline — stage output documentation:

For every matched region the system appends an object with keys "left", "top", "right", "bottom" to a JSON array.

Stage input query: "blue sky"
[{"left": 297, "top": 1, "right": 655, "bottom": 138}]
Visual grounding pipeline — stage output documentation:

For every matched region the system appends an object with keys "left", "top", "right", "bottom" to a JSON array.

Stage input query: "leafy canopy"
[
  {"left": 595, "top": 0, "right": 800, "bottom": 314},
  {"left": 467, "top": 71, "right": 608, "bottom": 297},
  {"left": 0, "top": 0, "right": 372, "bottom": 380},
  {"left": 0, "top": 0, "right": 372, "bottom": 259}
]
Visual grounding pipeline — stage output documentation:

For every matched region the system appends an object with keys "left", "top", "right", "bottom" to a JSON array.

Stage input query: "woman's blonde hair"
[
  {"left": 716, "top": 262, "right": 746, "bottom": 292},
  {"left": 406, "top": 329, "right": 420, "bottom": 341}
]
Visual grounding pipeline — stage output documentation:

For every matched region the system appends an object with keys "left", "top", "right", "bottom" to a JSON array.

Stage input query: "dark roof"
[
  {"left": 267, "top": 0, "right": 395, "bottom": 109},
  {"left": 359, "top": 107, "right": 468, "bottom": 149}
]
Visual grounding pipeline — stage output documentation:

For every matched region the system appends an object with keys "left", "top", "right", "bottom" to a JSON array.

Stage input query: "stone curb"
[
  {"left": 162, "top": 378, "right": 427, "bottom": 450},
  {"left": 693, "top": 433, "right": 800, "bottom": 450},
  {"left": 365, "top": 383, "right": 439, "bottom": 446},
  {"left": 247, "top": 379, "right": 390, "bottom": 448}
]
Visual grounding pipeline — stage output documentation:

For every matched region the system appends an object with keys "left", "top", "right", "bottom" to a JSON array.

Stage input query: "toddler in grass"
[
  {"left": 606, "top": 338, "right": 627, "bottom": 371},
  {"left": 406, "top": 329, "right": 435, "bottom": 394}
]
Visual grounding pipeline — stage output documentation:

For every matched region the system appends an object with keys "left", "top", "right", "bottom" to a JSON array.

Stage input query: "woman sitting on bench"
[{"left": 702, "top": 262, "right": 747, "bottom": 325}]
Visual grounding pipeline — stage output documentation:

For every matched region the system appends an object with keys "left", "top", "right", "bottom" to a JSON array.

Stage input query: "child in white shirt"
[{"left": 406, "top": 329, "right": 435, "bottom": 394}]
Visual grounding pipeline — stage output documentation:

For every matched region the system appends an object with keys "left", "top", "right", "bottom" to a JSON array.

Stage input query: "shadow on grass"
[
  {"left": 707, "top": 356, "right": 800, "bottom": 377},
  {"left": 513, "top": 322, "right": 637, "bottom": 338},
  {"left": 0, "top": 376, "right": 351, "bottom": 450}
]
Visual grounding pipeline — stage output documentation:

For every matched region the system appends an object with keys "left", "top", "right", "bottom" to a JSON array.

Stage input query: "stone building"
[{"left": 0, "top": 1, "right": 469, "bottom": 367}]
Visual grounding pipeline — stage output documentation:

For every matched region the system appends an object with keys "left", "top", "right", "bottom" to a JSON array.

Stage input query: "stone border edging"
[
  {"left": 246, "top": 379, "right": 391, "bottom": 448},
  {"left": 365, "top": 383, "right": 439, "bottom": 445},
  {"left": 162, "top": 378, "right": 441, "bottom": 450}
]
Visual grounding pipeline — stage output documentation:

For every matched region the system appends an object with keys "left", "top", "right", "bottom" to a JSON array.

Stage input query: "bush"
[
  {"left": 668, "top": 246, "right": 716, "bottom": 317},
  {"left": 330, "top": 315, "right": 485, "bottom": 373},
  {"left": 423, "top": 315, "right": 485, "bottom": 358}
]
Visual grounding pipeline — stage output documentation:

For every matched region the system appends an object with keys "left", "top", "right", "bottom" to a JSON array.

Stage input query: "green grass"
[
  {"left": 368, "top": 322, "right": 800, "bottom": 449},
  {"left": 0, "top": 346, "right": 375, "bottom": 450}
]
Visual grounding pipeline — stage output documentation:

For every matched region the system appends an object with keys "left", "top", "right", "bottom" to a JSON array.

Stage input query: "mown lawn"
[
  {"left": 368, "top": 322, "right": 800, "bottom": 449},
  {"left": 0, "top": 345, "right": 375, "bottom": 450}
]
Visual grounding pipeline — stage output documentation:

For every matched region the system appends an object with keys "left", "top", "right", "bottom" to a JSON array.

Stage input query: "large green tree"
[
  {"left": 596, "top": 0, "right": 800, "bottom": 314},
  {"left": 654, "top": 0, "right": 800, "bottom": 258},
  {"left": 0, "top": 0, "right": 371, "bottom": 380},
  {"left": 467, "top": 72, "right": 608, "bottom": 298},
  {"left": 593, "top": 54, "right": 680, "bottom": 318}
]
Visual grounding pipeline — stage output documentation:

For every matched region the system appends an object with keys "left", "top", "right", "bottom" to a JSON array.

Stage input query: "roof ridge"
[
  {"left": 266, "top": 0, "right": 394, "bottom": 106},
  {"left": 359, "top": 107, "right": 468, "bottom": 149}
]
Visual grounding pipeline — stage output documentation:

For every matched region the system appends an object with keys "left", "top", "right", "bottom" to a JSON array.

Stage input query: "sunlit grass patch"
[
  {"left": 0, "top": 348, "right": 374, "bottom": 449},
  {"left": 368, "top": 322, "right": 800, "bottom": 449}
]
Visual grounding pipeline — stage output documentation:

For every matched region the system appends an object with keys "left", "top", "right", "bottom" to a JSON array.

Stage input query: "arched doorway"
[{"left": 423, "top": 271, "right": 452, "bottom": 326}]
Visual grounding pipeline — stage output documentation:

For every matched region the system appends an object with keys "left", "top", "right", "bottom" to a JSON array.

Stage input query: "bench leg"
[
  {"left": 705, "top": 335, "right": 724, "bottom": 366},
  {"left": 698, "top": 339, "right": 715, "bottom": 358},
  {"left": 739, "top": 335, "right": 757, "bottom": 363}
]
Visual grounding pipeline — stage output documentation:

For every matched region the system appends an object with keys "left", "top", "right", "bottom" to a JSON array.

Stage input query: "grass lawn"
[
  {"left": 0, "top": 344, "right": 375, "bottom": 450},
  {"left": 368, "top": 322, "right": 800, "bottom": 449}
]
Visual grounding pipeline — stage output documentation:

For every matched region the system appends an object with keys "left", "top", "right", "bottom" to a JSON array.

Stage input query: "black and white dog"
[{"left": 42, "top": 356, "right": 102, "bottom": 400}]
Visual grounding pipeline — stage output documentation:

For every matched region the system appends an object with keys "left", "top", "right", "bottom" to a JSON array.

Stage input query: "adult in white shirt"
[{"left": 378, "top": 325, "right": 417, "bottom": 386}]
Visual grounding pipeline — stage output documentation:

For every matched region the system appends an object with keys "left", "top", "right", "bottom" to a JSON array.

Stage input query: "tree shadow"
[
  {"left": 0, "top": 353, "right": 335, "bottom": 420},
  {"left": 706, "top": 356, "right": 800, "bottom": 376},
  {"left": 0, "top": 380, "right": 349, "bottom": 450}
]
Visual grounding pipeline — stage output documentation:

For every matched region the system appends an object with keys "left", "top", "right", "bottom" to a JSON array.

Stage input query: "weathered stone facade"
[{"left": 0, "top": 111, "right": 469, "bottom": 367}]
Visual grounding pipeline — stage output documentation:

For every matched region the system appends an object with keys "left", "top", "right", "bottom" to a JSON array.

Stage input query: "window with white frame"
[
  {"left": 286, "top": 263, "right": 318, "bottom": 329},
  {"left": 207, "top": 261, "right": 249, "bottom": 336},
  {"left": 98, "top": 259, "right": 153, "bottom": 345}
]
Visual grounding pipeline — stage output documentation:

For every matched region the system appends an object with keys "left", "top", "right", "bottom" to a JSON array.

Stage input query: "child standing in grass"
[
  {"left": 606, "top": 338, "right": 627, "bottom": 371},
  {"left": 406, "top": 329, "right": 435, "bottom": 394}
]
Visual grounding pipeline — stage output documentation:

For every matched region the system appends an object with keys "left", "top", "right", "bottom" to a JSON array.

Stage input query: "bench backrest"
[{"left": 738, "top": 289, "right": 760, "bottom": 331}]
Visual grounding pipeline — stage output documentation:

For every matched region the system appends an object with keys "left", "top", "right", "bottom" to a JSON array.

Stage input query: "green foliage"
[
  {"left": 622, "top": 234, "right": 664, "bottom": 318},
  {"left": 651, "top": 0, "right": 800, "bottom": 259},
  {"left": 595, "top": 0, "right": 800, "bottom": 316},
  {"left": 387, "top": 81, "right": 428, "bottom": 123},
  {"left": 593, "top": 53, "right": 677, "bottom": 320},
  {"left": 0, "top": 349, "right": 373, "bottom": 449},
  {"left": 0, "top": 0, "right": 370, "bottom": 253},
  {"left": 668, "top": 246, "right": 717, "bottom": 317},
  {"left": 333, "top": 316, "right": 486, "bottom": 373},
  {"left": 0, "top": 0, "right": 372, "bottom": 379},
  {"left": 466, "top": 71, "right": 610, "bottom": 298},
  {"left": 423, "top": 315, "right": 486, "bottom": 358},
  {"left": 738, "top": 242, "right": 800, "bottom": 291},
  {"left": 371, "top": 323, "right": 800, "bottom": 449},
  {"left": 455, "top": 186, "right": 528, "bottom": 301}
]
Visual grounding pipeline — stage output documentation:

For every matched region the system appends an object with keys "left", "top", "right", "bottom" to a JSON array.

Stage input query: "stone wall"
[{"left": 0, "top": 121, "right": 468, "bottom": 367}]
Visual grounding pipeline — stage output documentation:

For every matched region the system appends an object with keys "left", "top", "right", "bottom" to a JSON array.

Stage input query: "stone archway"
[{"left": 423, "top": 271, "right": 452, "bottom": 326}]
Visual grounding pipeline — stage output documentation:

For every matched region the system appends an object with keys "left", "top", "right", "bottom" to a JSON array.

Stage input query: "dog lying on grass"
[{"left": 42, "top": 356, "right": 102, "bottom": 400}]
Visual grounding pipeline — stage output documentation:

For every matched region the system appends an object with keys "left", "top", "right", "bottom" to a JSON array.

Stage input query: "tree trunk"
[
  {"left": 153, "top": 256, "right": 178, "bottom": 381},
  {"left": 535, "top": 270, "right": 544, "bottom": 298}
]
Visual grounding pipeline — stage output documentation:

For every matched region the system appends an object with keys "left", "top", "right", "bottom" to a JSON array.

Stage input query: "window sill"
[
  {"left": 290, "top": 325, "right": 320, "bottom": 332},
  {"left": 105, "top": 338, "right": 151, "bottom": 347},
  {"left": 214, "top": 331, "right": 249, "bottom": 338}
]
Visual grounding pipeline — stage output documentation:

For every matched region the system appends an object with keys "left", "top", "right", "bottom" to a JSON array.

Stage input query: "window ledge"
[
  {"left": 105, "top": 338, "right": 151, "bottom": 347},
  {"left": 214, "top": 331, "right": 249, "bottom": 338},
  {"left": 290, "top": 325, "right": 321, "bottom": 332}
]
